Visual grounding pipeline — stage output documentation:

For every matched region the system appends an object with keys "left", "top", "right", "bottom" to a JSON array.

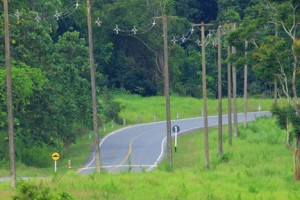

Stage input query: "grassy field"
[
  {"left": 1, "top": 117, "right": 299, "bottom": 199},
  {"left": 115, "top": 92, "right": 285, "bottom": 124}
]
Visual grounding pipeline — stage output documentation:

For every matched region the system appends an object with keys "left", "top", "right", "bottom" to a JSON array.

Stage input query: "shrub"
[{"left": 13, "top": 182, "right": 75, "bottom": 200}]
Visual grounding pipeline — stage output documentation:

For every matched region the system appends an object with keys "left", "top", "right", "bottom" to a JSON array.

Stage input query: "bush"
[
  {"left": 13, "top": 182, "right": 75, "bottom": 200},
  {"left": 99, "top": 86, "right": 123, "bottom": 124},
  {"left": 15, "top": 143, "right": 57, "bottom": 167}
]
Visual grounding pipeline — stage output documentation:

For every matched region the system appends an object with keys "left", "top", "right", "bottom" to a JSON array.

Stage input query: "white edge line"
[
  {"left": 146, "top": 111, "right": 271, "bottom": 172},
  {"left": 147, "top": 136, "right": 167, "bottom": 171},
  {"left": 77, "top": 126, "right": 134, "bottom": 173},
  {"left": 78, "top": 111, "right": 270, "bottom": 172}
]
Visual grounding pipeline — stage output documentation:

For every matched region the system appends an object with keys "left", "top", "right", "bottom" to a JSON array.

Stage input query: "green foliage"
[
  {"left": 99, "top": 86, "right": 123, "bottom": 124},
  {"left": 0, "top": 63, "right": 47, "bottom": 110},
  {"left": 272, "top": 104, "right": 300, "bottom": 137},
  {"left": 271, "top": 104, "right": 294, "bottom": 131},
  {"left": 13, "top": 182, "right": 74, "bottom": 200},
  {"left": 15, "top": 144, "right": 57, "bottom": 167},
  {"left": 1, "top": 0, "right": 300, "bottom": 168}
]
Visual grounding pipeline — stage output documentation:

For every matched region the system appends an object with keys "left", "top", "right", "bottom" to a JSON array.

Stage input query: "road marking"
[
  {"left": 78, "top": 111, "right": 271, "bottom": 173},
  {"left": 77, "top": 126, "right": 135, "bottom": 173},
  {"left": 78, "top": 164, "right": 157, "bottom": 172},
  {"left": 109, "top": 131, "right": 149, "bottom": 172}
]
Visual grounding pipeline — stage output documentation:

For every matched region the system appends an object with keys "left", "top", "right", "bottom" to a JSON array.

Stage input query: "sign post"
[
  {"left": 52, "top": 152, "right": 60, "bottom": 173},
  {"left": 172, "top": 125, "right": 180, "bottom": 152}
]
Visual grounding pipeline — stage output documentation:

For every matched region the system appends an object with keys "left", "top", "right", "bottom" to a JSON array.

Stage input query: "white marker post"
[
  {"left": 175, "top": 126, "right": 178, "bottom": 152},
  {"left": 172, "top": 125, "right": 180, "bottom": 153}
]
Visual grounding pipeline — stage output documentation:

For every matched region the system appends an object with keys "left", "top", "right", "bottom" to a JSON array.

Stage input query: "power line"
[{"left": 10, "top": 1, "right": 80, "bottom": 24}]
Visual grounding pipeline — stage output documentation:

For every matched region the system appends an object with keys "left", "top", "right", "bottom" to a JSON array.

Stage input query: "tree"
[{"left": 272, "top": 105, "right": 300, "bottom": 180}]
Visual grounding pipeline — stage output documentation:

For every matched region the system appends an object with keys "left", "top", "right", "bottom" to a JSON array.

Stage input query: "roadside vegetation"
[
  {"left": 1, "top": 94, "right": 298, "bottom": 199},
  {"left": 0, "top": 93, "right": 280, "bottom": 177},
  {"left": 1, "top": 116, "right": 299, "bottom": 199}
]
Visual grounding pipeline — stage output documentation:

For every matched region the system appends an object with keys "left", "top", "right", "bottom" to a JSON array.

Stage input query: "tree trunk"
[
  {"left": 274, "top": 78, "right": 278, "bottom": 106},
  {"left": 292, "top": 52, "right": 299, "bottom": 115},
  {"left": 295, "top": 136, "right": 300, "bottom": 181}
]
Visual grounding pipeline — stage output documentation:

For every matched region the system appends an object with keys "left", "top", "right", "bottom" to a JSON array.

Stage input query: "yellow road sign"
[{"left": 52, "top": 152, "right": 60, "bottom": 161}]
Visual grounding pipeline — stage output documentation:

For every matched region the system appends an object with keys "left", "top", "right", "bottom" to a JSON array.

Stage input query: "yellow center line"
[{"left": 109, "top": 133, "right": 140, "bottom": 172}]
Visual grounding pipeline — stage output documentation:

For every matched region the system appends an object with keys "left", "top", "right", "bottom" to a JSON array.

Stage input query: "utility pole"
[
  {"left": 153, "top": 15, "right": 172, "bottom": 165},
  {"left": 193, "top": 22, "right": 212, "bottom": 169},
  {"left": 86, "top": 0, "right": 101, "bottom": 172},
  {"left": 3, "top": 0, "right": 16, "bottom": 190},
  {"left": 217, "top": 25, "right": 223, "bottom": 156},
  {"left": 274, "top": 21, "right": 278, "bottom": 106},
  {"left": 231, "top": 23, "right": 238, "bottom": 137},
  {"left": 162, "top": 15, "right": 172, "bottom": 165},
  {"left": 243, "top": 40, "right": 248, "bottom": 128},
  {"left": 227, "top": 45, "right": 232, "bottom": 146}
]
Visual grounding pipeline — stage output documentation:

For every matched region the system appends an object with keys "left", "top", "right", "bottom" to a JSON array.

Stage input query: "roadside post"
[
  {"left": 68, "top": 160, "right": 72, "bottom": 169},
  {"left": 52, "top": 152, "right": 60, "bottom": 173},
  {"left": 172, "top": 125, "right": 180, "bottom": 152}
]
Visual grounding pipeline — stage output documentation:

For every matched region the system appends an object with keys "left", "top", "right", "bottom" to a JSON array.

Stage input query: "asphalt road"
[{"left": 77, "top": 111, "right": 270, "bottom": 174}]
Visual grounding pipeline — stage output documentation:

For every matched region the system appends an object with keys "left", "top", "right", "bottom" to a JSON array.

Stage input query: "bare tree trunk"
[
  {"left": 3, "top": 0, "right": 16, "bottom": 190},
  {"left": 227, "top": 46, "right": 232, "bottom": 146},
  {"left": 280, "top": 4, "right": 299, "bottom": 113},
  {"left": 295, "top": 136, "right": 300, "bottom": 181},
  {"left": 274, "top": 79, "right": 278, "bottom": 106},
  {"left": 292, "top": 53, "right": 299, "bottom": 115},
  {"left": 243, "top": 41, "right": 248, "bottom": 129},
  {"left": 217, "top": 26, "right": 223, "bottom": 156}
]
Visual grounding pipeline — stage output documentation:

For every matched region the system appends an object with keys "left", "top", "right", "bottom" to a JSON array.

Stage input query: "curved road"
[{"left": 77, "top": 111, "right": 270, "bottom": 174}]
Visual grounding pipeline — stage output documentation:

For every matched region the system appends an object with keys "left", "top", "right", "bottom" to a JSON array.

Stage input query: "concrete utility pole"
[
  {"left": 231, "top": 23, "right": 238, "bottom": 137},
  {"left": 3, "top": 0, "right": 16, "bottom": 190},
  {"left": 274, "top": 21, "right": 278, "bottom": 106},
  {"left": 217, "top": 25, "right": 223, "bottom": 156},
  {"left": 243, "top": 40, "right": 248, "bottom": 128},
  {"left": 153, "top": 15, "right": 173, "bottom": 165},
  {"left": 201, "top": 23, "right": 209, "bottom": 169},
  {"left": 162, "top": 15, "right": 172, "bottom": 165},
  {"left": 227, "top": 45, "right": 232, "bottom": 146},
  {"left": 86, "top": 0, "right": 101, "bottom": 172},
  {"left": 193, "top": 22, "right": 212, "bottom": 169}
]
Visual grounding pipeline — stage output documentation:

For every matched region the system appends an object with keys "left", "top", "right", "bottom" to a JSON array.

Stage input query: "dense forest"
[{"left": 0, "top": 0, "right": 299, "bottom": 166}]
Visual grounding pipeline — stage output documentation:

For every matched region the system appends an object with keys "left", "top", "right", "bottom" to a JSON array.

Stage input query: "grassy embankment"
[{"left": 1, "top": 94, "right": 298, "bottom": 199}]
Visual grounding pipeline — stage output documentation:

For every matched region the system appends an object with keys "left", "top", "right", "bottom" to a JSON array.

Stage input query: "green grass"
[
  {"left": 0, "top": 94, "right": 295, "bottom": 199},
  {"left": 1, "top": 117, "right": 300, "bottom": 199},
  {"left": 115, "top": 92, "right": 285, "bottom": 124}
]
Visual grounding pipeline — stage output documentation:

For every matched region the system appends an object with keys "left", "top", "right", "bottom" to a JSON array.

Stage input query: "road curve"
[{"left": 77, "top": 111, "right": 270, "bottom": 174}]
